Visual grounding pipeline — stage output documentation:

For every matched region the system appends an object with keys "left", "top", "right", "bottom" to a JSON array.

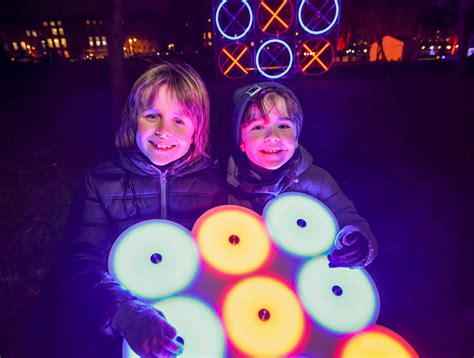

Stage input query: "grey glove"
[
  {"left": 327, "top": 231, "right": 369, "bottom": 268},
  {"left": 111, "top": 299, "right": 184, "bottom": 357}
]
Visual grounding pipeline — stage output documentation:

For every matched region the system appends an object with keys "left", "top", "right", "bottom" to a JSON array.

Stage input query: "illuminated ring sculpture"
[
  {"left": 192, "top": 205, "right": 271, "bottom": 275},
  {"left": 336, "top": 325, "right": 419, "bottom": 357},
  {"left": 297, "top": 38, "right": 334, "bottom": 76},
  {"left": 257, "top": 0, "right": 294, "bottom": 36},
  {"left": 108, "top": 220, "right": 199, "bottom": 300},
  {"left": 256, "top": 39, "right": 294, "bottom": 79},
  {"left": 124, "top": 296, "right": 226, "bottom": 358},
  {"left": 223, "top": 276, "right": 305, "bottom": 356},
  {"left": 218, "top": 42, "right": 252, "bottom": 79},
  {"left": 216, "top": 0, "right": 253, "bottom": 40},
  {"left": 298, "top": 0, "right": 340, "bottom": 35},
  {"left": 297, "top": 256, "right": 379, "bottom": 334},
  {"left": 263, "top": 192, "right": 338, "bottom": 256}
]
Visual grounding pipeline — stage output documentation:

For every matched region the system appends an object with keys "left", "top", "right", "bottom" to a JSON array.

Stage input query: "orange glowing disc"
[
  {"left": 337, "top": 325, "right": 419, "bottom": 358},
  {"left": 223, "top": 276, "right": 306, "bottom": 356},
  {"left": 192, "top": 205, "right": 271, "bottom": 275}
]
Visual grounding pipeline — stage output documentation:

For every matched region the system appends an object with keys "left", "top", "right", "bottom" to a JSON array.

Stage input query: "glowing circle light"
[
  {"left": 337, "top": 325, "right": 419, "bottom": 358},
  {"left": 223, "top": 276, "right": 305, "bottom": 356},
  {"left": 263, "top": 192, "right": 338, "bottom": 256},
  {"left": 108, "top": 220, "right": 199, "bottom": 300},
  {"left": 192, "top": 205, "right": 271, "bottom": 275},
  {"left": 256, "top": 39, "right": 294, "bottom": 79},
  {"left": 298, "top": 0, "right": 340, "bottom": 35},
  {"left": 216, "top": 0, "right": 253, "bottom": 40},
  {"left": 123, "top": 296, "right": 226, "bottom": 358},
  {"left": 297, "top": 256, "right": 379, "bottom": 334}
]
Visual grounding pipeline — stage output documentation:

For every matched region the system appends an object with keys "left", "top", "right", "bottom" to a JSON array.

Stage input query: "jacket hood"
[
  {"left": 231, "top": 82, "right": 303, "bottom": 163},
  {"left": 228, "top": 145, "right": 314, "bottom": 194}
]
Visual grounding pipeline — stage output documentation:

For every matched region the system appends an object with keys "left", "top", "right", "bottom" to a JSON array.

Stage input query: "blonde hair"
[{"left": 115, "top": 61, "right": 210, "bottom": 163}]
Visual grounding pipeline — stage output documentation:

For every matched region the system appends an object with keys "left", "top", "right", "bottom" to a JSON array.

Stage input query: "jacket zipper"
[{"left": 160, "top": 170, "right": 168, "bottom": 219}]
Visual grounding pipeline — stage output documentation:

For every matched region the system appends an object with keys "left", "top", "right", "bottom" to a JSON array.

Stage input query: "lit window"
[
  {"left": 57, "top": 20, "right": 62, "bottom": 26},
  {"left": 92, "top": 20, "right": 97, "bottom": 25},
  {"left": 12, "top": 42, "right": 18, "bottom": 50},
  {"left": 89, "top": 36, "right": 94, "bottom": 47},
  {"left": 207, "top": 32, "right": 212, "bottom": 39},
  {"left": 43, "top": 21, "right": 48, "bottom": 26},
  {"left": 52, "top": 28, "right": 58, "bottom": 35},
  {"left": 168, "top": 43, "right": 175, "bottom": 50},
  {"left": 86, "top": 20, "right": 90, "bottom": 25},
  {"left": 26, "top": 30, "right": 31, "bottom": 36},
  {"left": 64, "top": 50, "right": 70, "bottom": 58},
  {"left": 41, "top": 40, "right": 46, "bottom": 48},
  {"left": 20, "top": 41, "right": 27, "bottom": 50},
  {"left": 54, "top": 38, "right": 60, "bottom": 48},
  {"left": 50, "top": 21, "right": 55, "bottom": 26},
  {"left": 47, "top": 38, "right": 53, "bottom": 48},
  {"left": 59, "top": 28, "right": 64, "bottom": 35},
  {"left": 99, "top": 20, "right": 102, "bottom": 24},
  {"left": 95, "top": 36, "right": 100, "bottom": 46},
  {"left": 61, "top": 38, "right": 67, "bottom": 48},
  {"left": 32, "top": 30, "right": 37, "bottom": 37},
  {"left": 203, "top": 33, "right": 206, "bottom": 39},
  {"left": 101, "top": 36, "right": 107, "bottom": 46}
]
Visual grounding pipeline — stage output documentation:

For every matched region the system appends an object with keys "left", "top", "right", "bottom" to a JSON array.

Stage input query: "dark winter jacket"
[
  {"left": 56, "top": 151, "right": 227, "bottom": 356},
  {"left": 227, "top": 146, "right": 377, "bottom": 266},
  {"left": 228, "top": 81, "right": 377, "bottom": 266}
]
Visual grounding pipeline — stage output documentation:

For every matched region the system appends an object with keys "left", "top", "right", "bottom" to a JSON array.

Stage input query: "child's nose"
[
  {"left": 154, "top": 120, "right": 171, "bottom": 137},
  {"left": 264, "top": 126, "right": 280, "bottom": 141}
]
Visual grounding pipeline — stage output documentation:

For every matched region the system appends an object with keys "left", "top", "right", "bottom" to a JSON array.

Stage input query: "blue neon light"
[
  {"left": 298, "top": 0, "right": 340, "bottom": 35},
  {"left": 216, "top": 0, "right": 253, "bottom": 40},
  {"left": 256, "top": 39, "right": 294, "bottom": 79},
  {"left": 297, "top": 256, "right": 380, "bottom": 334},
  {"left": 108, "top": 220, "right": 199, "bottom": 301}
]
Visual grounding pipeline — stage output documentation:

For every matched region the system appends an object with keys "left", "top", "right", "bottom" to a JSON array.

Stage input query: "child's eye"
[
  {"left": 278, "top": 124, "right": 291, "bottom": 129},
  {"left": 145, "top": 113, "right": 160, "bottom": 121},
  {"left": 250, "top": 125, "right": 264, "bottom": 131},
  {"left": 173, "top": 118, "right": 185, "bottom": 125}
]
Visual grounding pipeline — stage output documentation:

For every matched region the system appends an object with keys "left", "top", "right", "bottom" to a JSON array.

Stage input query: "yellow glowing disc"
[
  {"left": 223, "top": 276, "right": 305, "bottom": 356},
  {"left": 338, "top": 325, "right": 419, "bottom": 358},
  {"left": 192, "top": 205, "right": 271, "bottom": 275}
]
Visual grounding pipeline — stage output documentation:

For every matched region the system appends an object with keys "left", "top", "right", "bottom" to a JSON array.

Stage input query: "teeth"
[
  {"left": 152, "top": 142, "right": 174, "bottom": 150},
  {"left": 262, "top": 149, "right": 283, "bottom": 153}
]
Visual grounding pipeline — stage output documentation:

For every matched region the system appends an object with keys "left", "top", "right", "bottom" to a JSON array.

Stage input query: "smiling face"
[
  {"left": 136, "top": 85, "right": 195, "bottom": 166},
  {"left": 240, "top": 94, "right": 298, "bottom": 170}
]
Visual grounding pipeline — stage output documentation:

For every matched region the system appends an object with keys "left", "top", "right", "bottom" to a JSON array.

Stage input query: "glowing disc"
[
  {"left": 123, "top": 296, "right": 226, "bottom": 358},
  {"left": 337, "top": 325, "right": 419, "bottom": 358},
  {"left": 263, "top": 192, "right": 338, "bottom": 256},
  {"left": 108, "top": 220, "right": 199, "bottom": 300},
  {"left": 192, "top": 205, "right": 271, "bottom": 275},
  {"left": 223, "top": 276, "right": 305, "bottom": 356},
  {"left": 297, "top": 256, "right": 379, "bottom": 334}
]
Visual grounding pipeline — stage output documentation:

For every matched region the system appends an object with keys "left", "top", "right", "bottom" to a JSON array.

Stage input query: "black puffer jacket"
[
  {"left": 227, "top": 146, "right": 378, "bottom": 266},
  {"left": 56, "top": 151, "right": 227, "bottom": 356}
]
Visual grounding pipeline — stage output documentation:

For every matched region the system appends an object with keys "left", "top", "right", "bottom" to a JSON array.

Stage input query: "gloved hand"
[
  {"left": 327, "top": 231, "right": 369, "bottom": 268},
  {"left": 111, "top": 299, "right": 184, "bottom": 357}
]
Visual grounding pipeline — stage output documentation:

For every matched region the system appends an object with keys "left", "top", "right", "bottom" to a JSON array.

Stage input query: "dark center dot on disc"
[
  {"left": 332, "top": 285, "right": 343, "bottom": 296},
  {"left": 229, "top": 234, "right": 240, "bottom": 245},
  {"left": 258, "top": 308, "right": 270, "bottom": 321},
  {"left": 150, "top": 253, "right": 162, "bottom": 264},
  {"left": 297, "top": 218, "right": 307, "bottom": 228}
]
